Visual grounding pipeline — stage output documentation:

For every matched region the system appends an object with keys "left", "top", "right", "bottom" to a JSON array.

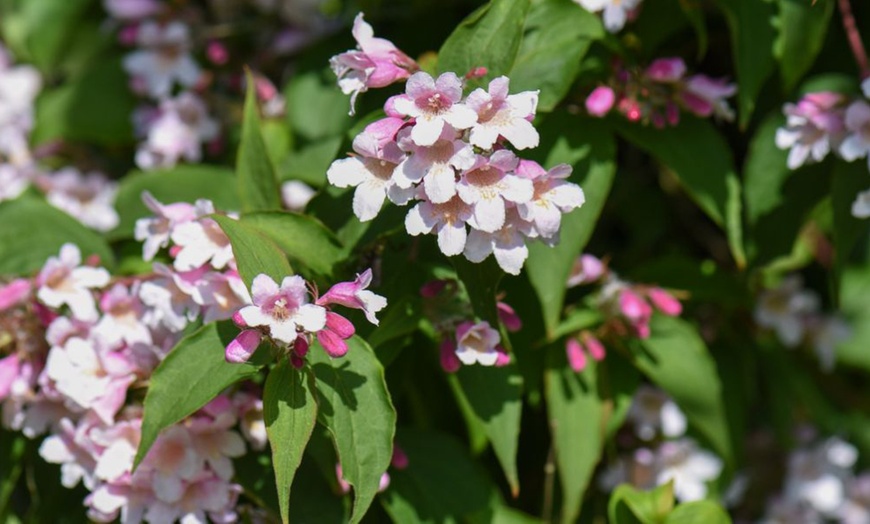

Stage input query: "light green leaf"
[
  {"left": 110, "top": 165, "right": 239, "bottom": 240},
  {"left": 212, "top": 215, "right": 293, "bottom": 288},
  {"left": 438, "top": 0, "right": 531, "bottom": 83},
  {"left": 135, "top": 322, "right": 269, "bottom": 469},
  {"left": 664, "top": 500, "right": 731, "bottom": 524},
  {"left": 527, "top": 115, "right": 616, "bottom": 338},
  {"left": 0, "top": 196, "right": 115, "bottom": 275},
  {"left": 237, "top": 70, "right": 282, "bottom": 212},
  {"left": 241, "top": 211, "right": 345, "bottom": 278},
  {"left": 774, "top": 0, "right": 835, "bottom": 93},
  {"left": 309, "top": 336, "right": 396, "bottom": 523},
  {"left": 608, "top": 482, "right": 675, "bottom": 524},
  {"left": 635, "top": 315, "right": 733, "bottom": 465},
  {"left": 0, "top": 0, "right": 93, "bottom": 72},
  {"left": 510, "top": 0, "right": 603, "bottom": 112},
  {"left": 263, "top": 361, "right": 318, "bottom": 524},
  {"left": 616, "top": 117, "right": 745, "bottom": 267},
  {"left": 714, "top": 0, "right": 776, "bottom": 127},
  {"left": 285, "top": 70, "right": 353, "bottom": 141}
]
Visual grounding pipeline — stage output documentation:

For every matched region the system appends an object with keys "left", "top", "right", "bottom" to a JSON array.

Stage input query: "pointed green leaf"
[
  {"left": 774, "top": 0, "right": 835, "bottom": 93},
  {"left": 238, "top": 70, "right": 281, "bottom": 212},
  {"left": 212, "top": 215, "right": 293, "bottom": 288},
  {"left": 135, "top": 322, "right": 268, "bottom": 469},
  {"left": 309, "top": 336, "right": 396, "bottom": 523},
  {"left": 263, "top": 361, "right": 318, "bottom": 524},
  {"left": 832, "top": 160, "right": 868, "bottom": 275},
  {"left": 527, "top": 115, "right": 616, "bottom": 338},
  {"left": 241, "top": 211, "right": 345, "bottom": 278},
  {"left": 438, "top": 0, "right": 531, "bottom": 83},
  {"left": 664, "top": 500, "right": 731, "bottom": 524},
  {"left": 608, "top": 482, "right": 675, "bottom": 524}
]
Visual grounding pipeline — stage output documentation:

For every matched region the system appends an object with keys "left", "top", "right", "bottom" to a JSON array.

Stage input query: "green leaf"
[
  {"left": 509, "top": 0, "right": 603, "bottom": 112},
  {"left": 837, "top": 267, "right": 870, "bottom": 370},
  {"left": 664, "top": 500, "right": 731, "bottom": 524},
  {"left": 634, "top": 315, "right": 733, "bottom": 465},
  {"left": 544, "top": 352, "right": 605, "bottom": 523},
  {"left": 237, "top": 71, "right": 282, "bottom": 212},
  {"left": 135, "top": 322, "right": 269, "bottom": 469},
  {"left": 714, "top": 0, "right": 776, "bottom": 127},
  {"left": 285, "top": 70, "right": 353, "bottom": 141},
  {"left": 309, "top": 336, "right": 397, "bottom": 523},
  {"left": 0, "top": 196, "right": 115, "bottom": 275},
  {"left": 527, "top": 115, "right": 616, "bottom": 338},
  {"left": 774, "top": 0, "right": 835, "bottom": 93},
  {"left": 832, "top": 160, "right": 868, "bottom": 274},
  {"left": 212, "top": 215, "right": 293, "bottom": 288},
  {"left": 608, "top": 482, "right": 675, "bottom": 524},
  {"left": 680, "top": 0, "right": 709, "bottom": 59},
  {"left": 111, "top": 165, "right": 240, "bottom": 240},
  {"left": 438, "top": 0, "right": 531, "bottom": 82},
  {"left": 380, "top": 429, "right": 497, "bottom": 523},
  {"left": 0, "top": 0, "right": 92, "bottom": 72},
  {"left": 0, "top": 430, "right": 25, "bottom": 519},
  {"left": 616, "top": 117, "right": 745, "bottom": 267},
  {"left": 278, "top": 136, "right": 343, "bottom": 186},
  {"left": 241, "top": 211, "right": 345, "bottom": 278},
  {"left": 743, "top": 112, "right": 830, "bottom": 265},
  {"left": 263, "top": 361, "right": 318, "bottom": 524}
]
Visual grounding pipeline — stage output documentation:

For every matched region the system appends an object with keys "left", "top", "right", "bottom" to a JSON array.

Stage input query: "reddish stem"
[{"left": 838, "top": 0, "right": 870, "bottom": 79}]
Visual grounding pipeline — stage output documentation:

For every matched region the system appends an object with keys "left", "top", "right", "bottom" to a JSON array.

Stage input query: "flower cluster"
[
  {"left": 754, "top": 275, "right": 851, "bottom": 371},
  {"left": 564, "top": 254, "right": 683, "bottom": 371},
  {"left": 418, "top": 278, "right": 521, "bottom": 372},
  {"left": 328, "top": 19, "right": 585, "bottom": 275},
  {"left": 775, "top": 79, "right": 870, "bottom": 219},
  {"left": 599, "top": 386, "right": 723, "bottom": 503},
  {"left": 586, "top": 57, "right": 737, "bottom": 126},
  {"left": 573, "top": 0, "right": 643, "bottom": 33},
  {"left": 760, "top": 433, "right": 870, "bottom": 522}
]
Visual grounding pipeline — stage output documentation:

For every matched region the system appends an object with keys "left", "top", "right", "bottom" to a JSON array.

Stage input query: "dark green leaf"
[
  {"left": 438, "top": 0, "right": 531, "bottom": 83},
  {"left": 664, "top": 500, "right": 731, "bottom": 524},
  {"left": 241, "top": 211, "right": 345, "bottom": 278},
  {"left": 774, "top": 0, "right": 835, "bottom": 93},
  {"left": 714, "top": 0, "right": 776, "bottom": 127},
  {"left": 279, "top": 136, "right": 343, "bottom": 187},
  {"left": 263, "top": 361, "right": 318, "bottom": 524},
  {"left": 527, "top": 115, "right": 616, "bottom": 338},
  {"left": 0, "top": 196, "right": 115, "bottom": 275},
  {"left": 309, "top": 336, "right": 396, "bottom": 523},
  {"left": 832, "top": 160, "right": 868, "bottom": 274},
  {"left": 212, "top": 215, "right": 293, "bottom": 288},
  {"left": 616, "top": 117, "right": 745, "bottom": 267},
  {"left": 111, "top": 165, "right": 239, "bottom": 240},
  {"left": 135, "top": 322, "right": 269, "bottom": 468},
  {"left": 510, "top": 0, "right": 603, "bottom": 112},
  {"left": 0, "top": 430, "right": 25, "bottom": 519},
  {"left": 635, "top": 316, "right": 733, "bottom": 465},
  {"left": 237, "top": 70, "right": 282, "bottom": 212}
]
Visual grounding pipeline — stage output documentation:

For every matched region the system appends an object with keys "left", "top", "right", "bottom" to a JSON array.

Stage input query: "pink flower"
[
  {"left": 583, "top": 332, "right": 606, "bottom": 361},
  {"left": 839, "top": 100, "right": 870, "bottom": 167},
  {"left": 225, "top": 330, "right": 262, "bottom": 363},
  {"left": 0, "top": 278, "right": 31, "bottom": 311},
  {"left": 170, "top": 214, "right": 234, "bottom": 272},
  {"left": 316, "top": 269, "right": 387, "bottom": 326},
  {"left": 776, "top": 92, "right": 845, "bottom": 169},
  {"left": 454, "top": 321, "right": 501, "bottom": 366},
  {"left": 516, "top": 163, "right": 585, "bottom": 240},
  {"left": 645, "top": 58, "right": 687, "bottom": 83},
  {"left": 681, "top": 75, "right": 736, "bottom": 120},
  {"left": 586, "top": 86, "right": 616, "bottom": 117},
  {"left": 465, "top": 76, "right": 539, "bottom": 150},
  {"left": 330, "top": 13, "right": 418, "bottom": 114},
  {"left": 457, "top": 150, "right": 532, "bottom": 233},
  {"left": 103, "top": 0, "right": 163, "bottom": 20},
  {"left": 439, "top": 337, "right": 461, "bottom": 373},
  {"left": 38, "top": 168, "right": 119, "bottom": 232},
  {"left": 135, "top": 93, "right": 218, "bottom": 170},
  {"left": 567, "top": 254, "right": 606, "bottom": 287},
  {"left": 134, "top": 192, "right": 197, "bottom": 261},
  {"left": 648, "top": 287, "right": 682, "bottom": 316},
  {"left": 94, "top": 284, "right": 152, "bottom": 348},
  {"left": 463, "top": 210, "right": 533, "bottom": 275},
  {"left": 619, "top": 289, "right": 653, "bottom": 339},
  {"left": 497, "top": 301, "right": 522, "bottom": 332},
  {"left": 393, "top": 126, "right": 476, "bottom": 202},
  {"left": 0, "top": 354, "right": 20, "bottom": 400},
  {"left": 37, "top": 244, "right": 110, "bottom": 322},
  {"left": 236, "top": 274, "right": 327, "bottom": 346},
  {"left": 405, "top": 195, "right": 474, "bottom": 256},
  {"left": 393, "top": 71, "right": 478, "bottom": 146},
  {"left": 123, "top": 21, "right": 200, "bottom": 98},
  {"left": 566, "top": 338, "right": 587, "bottom": 372}
]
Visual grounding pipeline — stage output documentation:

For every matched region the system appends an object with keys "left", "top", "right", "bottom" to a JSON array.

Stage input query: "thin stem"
[
  {"left": 838, "top": 0, "right": 870, "bottom": 79},
  {"left": 542, "top": 443, "right": 557, "bottom": 523}
]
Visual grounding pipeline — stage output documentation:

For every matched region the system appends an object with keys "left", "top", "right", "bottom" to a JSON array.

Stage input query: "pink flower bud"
[
  {"left": 586, "top": 86, "right": 616, "bottom": 117},
  {"left": 317, "top": 329, "right": 349, "bottom": 358},
  {"left": 497, "top": 302, "right": 522, "bottom": 332},
  {"left": 619, "top": 98, "right": 642, "bottom": 121},
  {"left": 568, "top": 254, "right": 605, "bottom": 287},
  {"left": 118, "top": 24, "right": 139, "bottom": 46},
  {"left": 439, "top": 337, "right": 461, "bottom": 373},
  {"left": 515, "top": 159, "right": 547, "bottom": 180},
  {"left": 226, "top": 330, "right": 262, "bottom": 363},
  {"left": 293, "top": 335, "right": 310, "bottom": 358},
  {"left": 391, "top": 445, "right": 409, "bottom": 470},
  {"left": 325, "top": 312, "right": 356, "bottom": 339},
  {"left": 378, "top": 472, "right": 391, "bottom": 492},
  {"left": 566, "top": 338, "right": 587, "bottom": 373},
  {"left": 207, "top": 40, "right": 229, "bottom": 65},
  {"left": 465, "top": 66, "right": 488, "bottom": 80},
  {"left": 419, "top": 279, "right": 448, "bottom": 298},
  {"left": 645, "top": 58, "right": 687, "bottom": 83},
  {"left": 232, "top": 310, "right": 247, "bottom": 328},
  {"left": 0, "top": 279, "right": 31, "bottom": 311},
  {"left": 336, "top": 464, "right": 351, "bottom": 494},
  {"left": 495, "top": 347, "right": 511, "bottom": 367},
  {"left": 648, "top": 287, "right": 682, "bottom": 316},
  {"left": 666, "top": 102, "right": 680, "bottom": 126},
  {"left": 290, "top": 354, "right": 305, "bottom": 369},
  {"left": 619, "top": 289, "right": 652, "bottom": 321},
  {"left": 583, "top": 333, "right": 606, "bottom": 361}
]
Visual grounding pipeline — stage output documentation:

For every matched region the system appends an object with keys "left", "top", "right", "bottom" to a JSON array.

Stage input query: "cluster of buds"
[
  {"left": 418, "top": 278, "right": 521, "bottom": 372},
  {"left": 585, "top": 57, "right": 737, "bottom": 126},
  {"left": 754, "top": 275, "right": 851, "bottom": 372},
  {"left": 328, "top": 14, "right": 585, "bottom": 276},
  {"left": 226, "top": 268, "right": 387, "bottom": 367},
  {"left": 564, "top": 254, "right": 683, "bottom": 372}
]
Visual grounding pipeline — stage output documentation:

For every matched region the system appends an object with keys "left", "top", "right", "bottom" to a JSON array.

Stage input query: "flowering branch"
[{"left": 838, "top": 0, "right": 870, "bottom": 79}]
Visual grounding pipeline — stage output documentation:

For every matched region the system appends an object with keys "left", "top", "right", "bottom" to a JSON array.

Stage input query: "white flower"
[
  {"left": 123, "top": 21, "right": 200, "bottom": 98},
  {"left": 281, "top": 180, "right": 317, "bottom": 212},
  {"left": 463, "top": 210, "right": 533, "bottom": 275},
  {"left": 783, "top": 437, "right": 857, "bottom": 516},
  {"left": 93, "top": 284, "right": 152, "bottom": 348},
  {"left": 135, "top": 92, "right": 218, "bottom": 170},
  {"left": 754, "top": 275, "right": 820, "bottom": 347},
  {"left": 170, "top": 214, "right": 235, "bottom": 272},
  {"left": 0, "top": 57, "right": 41, "bottom": 160},
  {"left": 393, "top": 71, "right": 478, "bottom": 147},
  {"left": 655, "top": 439, "right": 723, "bottom": 502},
  {"left": 37, "top": 244, "right": 111, "bottom": 322},
  {"left": 0, "top": 162, "right": 32, "bottom": 202},
  {"left": 454, "top": 321, "right": 501, "bottom": 366},
  {"left": 394, "top": 126, "right": 476, "bottom": 203},
  {"left": 405, "top": 194, "right": 473, "bottom": 256},
  {"left": 39, "top": 168, "right": 120, "bottom": 232},
  {"left": 626, "top": 386, "right": 687, "bottom": 441},
  {"left": 237, "top": 274, "right": 327, "bottom": 345},
  {"left": 515, "top": 162, "right": 585, "bottom": 240},
  {"left": 134, "top": 192, "right": 198, "bottom": 261},
  {"left": 574, "top": 0, "right": 642, "bottom": 32},
  {"left": 465, "top": 76, "right": 539, "bottom": 150},
  {"left": 457, "top": 150, "right": 533, "bottom": 233},
  {"left": 839, "top": 100, "right": 870, "bottom": 168}
]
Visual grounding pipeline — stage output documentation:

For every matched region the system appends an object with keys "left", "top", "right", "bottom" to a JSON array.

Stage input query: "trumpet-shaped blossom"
[
  {"left": 134, "top": 192, "right": 198, "bottom": 261},
  {"left": 235, "top": 274, "right": 327, "bottom": 346},
  {"left": 38, "top": 169, "right": 119, "bottom": 232},
  {"left": 515, "top": 161, "right": 585, "bottom": 240},
  {"left": 681, "top": 74, "right": 737, "bottom": 121},
  {"left": 392, "top": 72, "right": 478, "bottom": 147},
  {"left": 123, "top": 21, "right": 200, "bottom": 98},
  {"left": 464, "top": 76, "right": 539, "bottom": 150},
  {"left": 586, "top": 86, "right": 616, "bottom": 117},
  {"left": 93, "top": 284, "right": 151, "bottom": 348},
  {"left": 37, "top": 244, "right": 111, "bottom": 322},
  {"left": 330, "top": 13, "right": 418, "bottom": 114},
  {"left": 776, "top": 92, "right": 846, "bottom": 169},
  {"left": 454, "top": 320, "right": 501, "bottom": 366},
  {"left": 394, "top": 127, "right": 476, "bottom": 203},
  {"left": 317, "top": 268, "right": 387, "bottom": 326},
  {"left": 457, "top": 150, "right": 533, "bottom": 233}
]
